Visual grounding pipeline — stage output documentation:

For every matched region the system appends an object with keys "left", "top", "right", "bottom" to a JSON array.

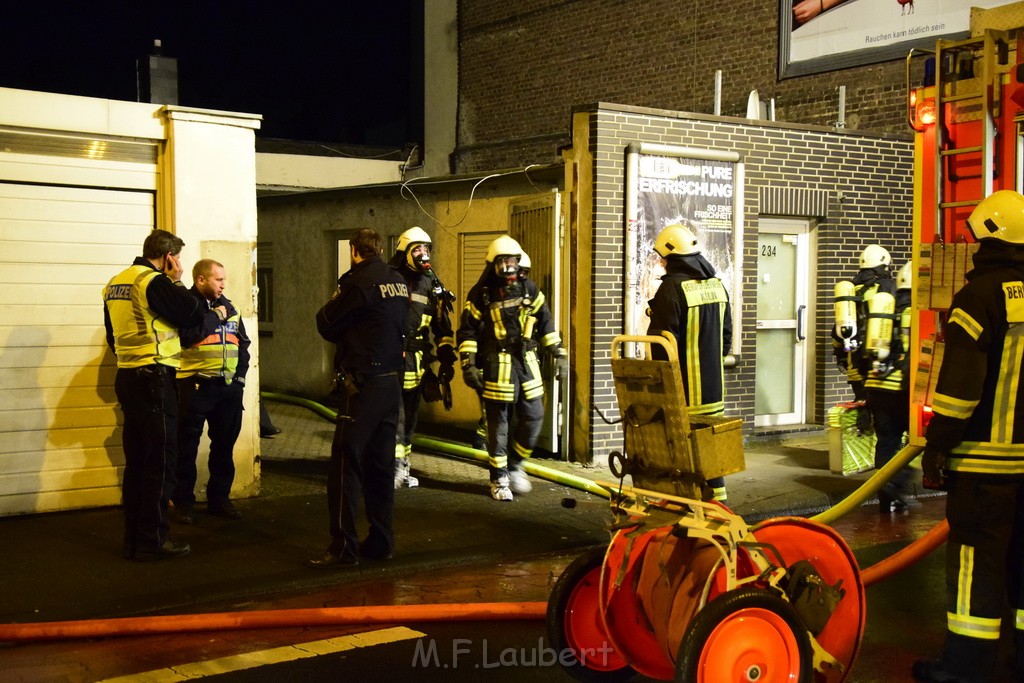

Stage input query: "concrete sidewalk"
[
  {"left": 0, "top": 401, "right": 924, "bottom": 626},
  {"left": 259, "top": 400, "right": 897, "bottom": 522}
]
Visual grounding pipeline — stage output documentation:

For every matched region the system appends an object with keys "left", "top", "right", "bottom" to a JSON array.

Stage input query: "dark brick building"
[{"left": 455, "top": 0, "right": 912, "bottom": 174}]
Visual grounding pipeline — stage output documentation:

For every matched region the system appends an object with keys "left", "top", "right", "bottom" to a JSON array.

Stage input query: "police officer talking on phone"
[
  {"left": 103, "top": 229, "right": 225, "bottom": 561},
  {"left": 308, "top": 228, "right": 409, "bottom": 569}
]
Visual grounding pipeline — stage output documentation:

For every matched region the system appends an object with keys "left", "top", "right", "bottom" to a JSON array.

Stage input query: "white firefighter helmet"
[
  {"left": 967, "top": 190, "right": 1024, "bottom": 244},
  {"left": 897, "top": 261, "right": 912, "bottom": 290},
  {"left": 397, "top": 226, "right": 431, "bottom": 253},
  {"left": 654, "top": 224, "right": 700, "bottom": 257},
  {"left": 485, "top": 235, "right": 523, "bottom": 263},
  {"left": 519, "top": 250, "right": 531, "bottom": 271},
  {"left": 859, "top": 244, "right": 892, "bottom": 269}
]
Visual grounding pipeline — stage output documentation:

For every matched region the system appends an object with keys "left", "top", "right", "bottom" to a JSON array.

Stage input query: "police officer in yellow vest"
[
  {"left": 864, "top": 261, "right": 919, "bottom": 513},
  {"left": 915, "top": 191, "right": 1024, "bottom": 683},
  {"left": 170, "top": 259, "right": 250, "bottom": 524},
  {"left": 103, "top": 229, "right": 224, "bottom": 561}
]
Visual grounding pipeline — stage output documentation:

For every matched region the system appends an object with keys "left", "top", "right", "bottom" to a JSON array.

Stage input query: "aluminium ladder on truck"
[
  {"left": 906, "top": 30, "right": 1024, "bottom": 444},
  {"left": 931, "top": 30, "right": 1014, "bottom": 234}
]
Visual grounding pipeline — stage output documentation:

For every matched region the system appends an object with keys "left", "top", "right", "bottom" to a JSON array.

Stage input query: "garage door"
[{"left": 0, "top": 183, "right": 155, "bottom": 515}]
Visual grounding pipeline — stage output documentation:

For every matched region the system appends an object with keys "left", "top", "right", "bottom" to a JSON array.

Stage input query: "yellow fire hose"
[
  {"left": 261, "top": 391, "right": 611, "bottom": 499},
  {"left": 810, "top": 443, "right": 924, "bottom": 526}
]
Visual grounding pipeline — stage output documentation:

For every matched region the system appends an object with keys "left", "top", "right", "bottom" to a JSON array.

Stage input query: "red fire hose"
[{"left": 0, "top": 601, "right": 547, "bottom": 642}]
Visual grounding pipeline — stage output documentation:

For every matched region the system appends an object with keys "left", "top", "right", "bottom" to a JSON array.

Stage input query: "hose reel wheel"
[
  {"left": 674, "top": 588, "right": 814, "bottom": 683},
  {"left": 546, "top": 547, "right": 635, "bottom": 682}
]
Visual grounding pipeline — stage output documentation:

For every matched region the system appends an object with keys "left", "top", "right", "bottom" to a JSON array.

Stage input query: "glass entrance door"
[{"left": 755, "top": 219, "right": 811, "bottom": 426}]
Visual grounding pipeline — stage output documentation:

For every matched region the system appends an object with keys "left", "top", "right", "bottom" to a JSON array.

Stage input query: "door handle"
[{"left": 796, "top": 304, "right": 806, "bottom": 341}]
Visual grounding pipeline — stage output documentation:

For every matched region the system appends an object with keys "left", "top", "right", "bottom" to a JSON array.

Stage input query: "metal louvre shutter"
[
  {"left": 460, "top": 231, "right": 504, "bottom": 305},
  {"left": 0, "top": 182, "right": 155, "bottom": 515}
]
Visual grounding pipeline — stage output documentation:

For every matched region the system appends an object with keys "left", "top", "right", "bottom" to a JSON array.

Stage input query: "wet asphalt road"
[{"left": 7, "top": 494, "right": 1020, "bottom": 682}]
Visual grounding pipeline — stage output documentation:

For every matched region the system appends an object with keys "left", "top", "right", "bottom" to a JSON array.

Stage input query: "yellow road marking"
[{"left": 97, "top": 626, "right": 427, "bottom": 681}]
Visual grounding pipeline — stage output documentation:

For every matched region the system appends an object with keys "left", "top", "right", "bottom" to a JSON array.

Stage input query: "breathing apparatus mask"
[
  {"left": 406, "top": 243, "right": 431, "bottom": 273},
  {"left": 494, "top": 255, "right": 520, "bottom": 285}
]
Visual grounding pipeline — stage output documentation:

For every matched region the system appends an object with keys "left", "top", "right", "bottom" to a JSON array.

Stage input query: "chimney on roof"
[{"left": 137, "top": 39, "right": 178, "bottom": 104}]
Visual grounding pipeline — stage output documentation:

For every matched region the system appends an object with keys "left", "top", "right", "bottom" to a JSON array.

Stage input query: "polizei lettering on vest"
[
  {"left": 379, "top": 282, "right": 410, "bottom": 298},
  {"left": 105, "top": 284, "right": 133, "bottom": 300}
]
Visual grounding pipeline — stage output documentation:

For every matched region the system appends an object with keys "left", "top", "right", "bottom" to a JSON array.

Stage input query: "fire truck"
[{"left": 907, "top": 25, "right": 1024, "bottom": 443}]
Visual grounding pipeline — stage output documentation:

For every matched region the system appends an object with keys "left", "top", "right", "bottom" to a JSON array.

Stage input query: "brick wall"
[
  {"left": 582, "top": 104, "right": 913, "bottom": 456},
  {"left": 458, "top": 0, "right": 912, "bottom": 174}
]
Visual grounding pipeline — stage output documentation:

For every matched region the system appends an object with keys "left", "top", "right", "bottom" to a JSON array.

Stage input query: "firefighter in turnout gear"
[
  {"left": 864, "top": 260, "right": 919, "bottom": 514},
  {"left": 646, "top": 224, "right": 733, "bottom": 503},
  {"left": 914, "top": 191, "right": 1024, "bottom": 683},
  {"left": 832, "top": 244, "right": 896, "bottom": 402},
  {"left": 472, "top": 250, "right": 533, "bottom": 452},
  {"left": 388, "top": 227, "right": 456, "bottom": 489},
  {"left": 458, "top": 237, "right": 566, "bottom": 501},
  {"left": 170, "top": 259, "right": 250, "bottom": 524}
]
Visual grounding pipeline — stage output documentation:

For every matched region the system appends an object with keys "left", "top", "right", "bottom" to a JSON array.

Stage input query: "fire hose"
[{"left": 0, "top": 396, "right": 946, "bottom": 642}]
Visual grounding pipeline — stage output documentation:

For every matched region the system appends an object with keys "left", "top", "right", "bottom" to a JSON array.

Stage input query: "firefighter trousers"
[
  {"left": 395, "top": 385, "right": 423, "bottom": 460},
  {"left": 483, "top": 385, "right": 545, "bottom": 481},
  {"left": 940, "top": 474, "right": 1024, "bottom": 679}
]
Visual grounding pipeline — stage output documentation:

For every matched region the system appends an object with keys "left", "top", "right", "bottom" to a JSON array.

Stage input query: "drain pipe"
[
  {"left": 0, "top": 602, "right": 547, "bottom": 643},
  {"left": 714, "top": 70, "right": 722, "bottom": 115}
]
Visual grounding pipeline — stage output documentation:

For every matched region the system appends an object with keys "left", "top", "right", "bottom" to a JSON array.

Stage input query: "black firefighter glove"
[
  {"left": 463, "top": 365, "right": 483, "bottom": 391},
  {"left": 436, "top": 344, "right": 457, "bottom": 384},
  {"left": 550, "top": 344, "right": 568, "bottom": 383},
  {"left": 460, "top": 351, "right": 483, "bottom": 391},
  {"left": 921, "top": 446, "right": 946, "bottom": 490}
]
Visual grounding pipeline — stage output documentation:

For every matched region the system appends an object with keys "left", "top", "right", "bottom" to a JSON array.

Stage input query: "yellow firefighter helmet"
[
  {"left": 485, "top": 235, "right": 523, "bottom": 263},
  {"left": 397, "top": 226, "right": 432, "bottom": 272},
  {"left": 654, "top": 224, "right": 700, "bottom": 257},
  {"left": 397, "top": 226, "right": 431, "bottom": 252},
  {"left": 967, "top": 190, "right": 1024, "bottom": 244},
  {"left": 859, "top": 244, "right": 891, "bottom": 269}
]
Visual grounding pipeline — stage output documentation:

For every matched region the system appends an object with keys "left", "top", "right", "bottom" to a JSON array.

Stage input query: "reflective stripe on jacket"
[
  {"left": 103, "top": 265, "right": 181, "bottom": 368},
  {"left": 457, "top": 276, "right": 559, "bottom": 403},
  {"left": 648, "top": 273, "right": 730, "bottom": 416},
  {"left": 179, "top": 310, "right": 242, "bottom": 382},
  {"left": 926, "top": 247, "right": 1024, "bottom": 477}
]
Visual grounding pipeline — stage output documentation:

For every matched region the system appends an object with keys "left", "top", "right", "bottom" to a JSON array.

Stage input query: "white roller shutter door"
[{"left": 0, "top": 183, "right": 155, "bottom": 514}]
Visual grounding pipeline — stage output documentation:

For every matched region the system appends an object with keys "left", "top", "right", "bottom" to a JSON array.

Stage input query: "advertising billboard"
[
  {"left": 779, "top": 0, "right": 1016, "bottom": 78},
  {"left": 625, "top": 145, "right": 743, "bottom": 355}
]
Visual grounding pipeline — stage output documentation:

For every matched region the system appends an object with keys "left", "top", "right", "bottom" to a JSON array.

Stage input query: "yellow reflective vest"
[
  {"left": 103, "top": 265, "right": 181, "bottom": 369},
  {"left": 179, "top": 308, "right": 242, "bottom": 382}
]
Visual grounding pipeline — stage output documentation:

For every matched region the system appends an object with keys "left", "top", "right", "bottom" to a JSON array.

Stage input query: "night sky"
[{"left": 0, "top": 2, "right": 418, "bottom": 148}]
